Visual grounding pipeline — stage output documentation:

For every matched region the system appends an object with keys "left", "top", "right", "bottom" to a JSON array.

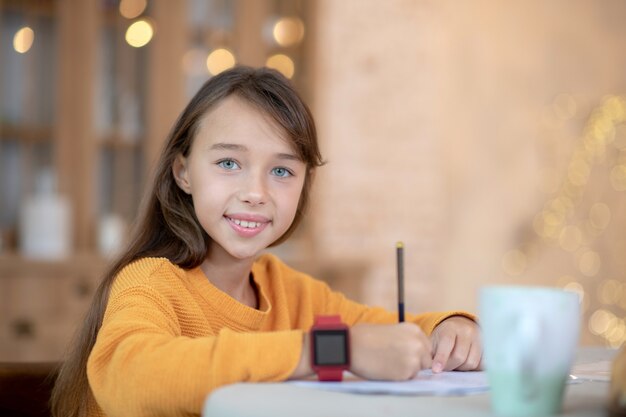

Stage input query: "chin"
[{"left": 227, "top": 246, "right": 266, "bottom": 261}]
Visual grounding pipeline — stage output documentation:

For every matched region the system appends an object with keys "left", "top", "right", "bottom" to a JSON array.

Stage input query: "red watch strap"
[
  {"left": 314, "top": 315, "right": 342, "bottom": 326},
  {"left": 316, "top": 368, "right": 344, "bottom": 381},
  {"left": 311, "top": 315, "right": 348, "bottom": 382}
]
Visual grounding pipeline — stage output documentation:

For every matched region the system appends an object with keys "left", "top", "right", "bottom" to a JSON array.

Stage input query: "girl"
[{"left": 51, "top": 66, "right": 482, "bottom": 417}]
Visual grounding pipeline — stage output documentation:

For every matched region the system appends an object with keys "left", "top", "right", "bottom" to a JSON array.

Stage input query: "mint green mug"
[{"left": 480, "top": 286, "right": 580, "bottom": 417}]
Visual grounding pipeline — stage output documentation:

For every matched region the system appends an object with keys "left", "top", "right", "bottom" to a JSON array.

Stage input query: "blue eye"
[
  {"left": 217, "top": 159, "right": 240, "bottom": 170},
  {"left": 272, "top": 167, "right": 292, "bottom": 177}
]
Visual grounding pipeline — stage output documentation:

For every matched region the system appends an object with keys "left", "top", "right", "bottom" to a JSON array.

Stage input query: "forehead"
[{"left": 194, "top": 95, "right": 294, "bottom": 152}]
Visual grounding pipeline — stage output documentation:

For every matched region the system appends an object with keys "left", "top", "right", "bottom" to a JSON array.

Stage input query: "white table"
[{"left": 203, "top": 347, "right": 616, "bottom": 417}]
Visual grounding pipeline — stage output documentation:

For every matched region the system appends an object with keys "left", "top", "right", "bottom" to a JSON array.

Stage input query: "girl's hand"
[
  {"left": 430, "top": 316, "right": 483, "bottom": 373},
  {"left": 350, "top": 322, "right": 432, "bottom": 380}
]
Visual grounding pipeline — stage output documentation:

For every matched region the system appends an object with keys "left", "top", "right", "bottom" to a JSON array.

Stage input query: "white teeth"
[{"left": 231, "top": 218, "right": 261, "bottom": 228}]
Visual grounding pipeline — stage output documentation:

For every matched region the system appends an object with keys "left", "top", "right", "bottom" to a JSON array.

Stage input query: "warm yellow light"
[
  {"left": 542, "top": 211, "right": 562, "bottom": 226},
  {"left": 610, "top": 165, "right": 626, "bottom": 191},
  {"left": 567, "top": 159, "right": 590, "bottom": 186},
  {"left": 533, "top": 214, "right": 546, "bottom": 237},
  {"left": 206, "top": 48, "right": 236, "bottom": 76},
  {"left": 273, "top": 17, "right": 305, "bottom": 47},
  {"left": 589, "top": 203, "right": 611, "bottom": 230},
  {"left": 119, "top": 0, "right": 147, "bottom": 19},
  {"left": 598, "top": 279, "right": 622, "bottom": 305},
  {"left": 613, "top": 124, "right": 626, "bottom": 149},
  {"left": 13, "top": 26, "right": 34, "bottom": 54},
  {"left": 603, "top": 96, "right": 626, "bottom": 123},
  {"left": 125, "top": 19, "right": 154, "bottom": 48},
  {"left": 559, "top": 226, "right": 582, "bottom": 252},
  {"left": 563, "top": 182, "right": 583, "bottom": 202},
  {"left": 266, "top": 54, "right": 295, "bottom": 79},
  {"left": 557, "top": 275, "right": 574, "bottom": 287},
  {"left": 605, "top": 321, "right": 625, "bottom": 345},
  {"left": 564, "top": 281, "right": 584, "bottom": 302},
  {"left": 593, "top": 116, "right": 613, "bottom": 139},
  {"left": 578, "top": 250, "right": 601, "bottom": 277},
  {"left": 617, "top": 282, "right": 626, "bottom": 309},
  {"left": 547, "top": 198, "right": 567, "bottom": 214},
  {"left": 589, "top": 309, "right": 612, "bottom": 335}
]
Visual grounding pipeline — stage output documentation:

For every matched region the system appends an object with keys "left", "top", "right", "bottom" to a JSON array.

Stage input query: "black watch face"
[{"left": 313, "top": 329, "right": 348, "bottom": 366}]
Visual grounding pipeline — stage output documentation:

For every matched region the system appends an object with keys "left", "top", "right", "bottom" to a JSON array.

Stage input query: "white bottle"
[
  {"left": 98, "top": 213, "right": 126, "bottom": 258},
  {"left": 19, "top": 169, "right": 72, "bottom": 259}
]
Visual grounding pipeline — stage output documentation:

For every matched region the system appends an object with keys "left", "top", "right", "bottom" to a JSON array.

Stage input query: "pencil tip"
[{"left": 396, "top": 241, "right": 404, "bottom": 248}]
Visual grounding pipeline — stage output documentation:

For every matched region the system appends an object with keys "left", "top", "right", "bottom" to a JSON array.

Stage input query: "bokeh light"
[
  {"left": 613, "top": 125, "right": 626, "bottom": 149},
  {"left": 206, "top": 48, "right": 236, "bottom": 75},
  {"left": 578, "top": 250, "right": 601, "bottom": 277},
  {"left": 610, "top": 165, "right": 626, "bottom": 191},
  {"left": 597, "top": 279, "right": 623, "bottom": 305},
  {"left": 567, "top": 158, "right": 590, "bottom": 186},
  {"left": 564, "top": 281, "right": 584, "bottom": 301},
  {"left": 119, "top": 0, "right": 147, "bottom": 19},
  {"left": 589, "top": 309, "right": 612, "bottom": 335},
  {"left": 588, "top": 203, "right": 611, "bottom": 230},
  {"left": 588, "top": 309, "right": 625, "bottom": 348},
  {"left": 558, "top": 226, "right": 582, "bottom": 252},
  {"left": 125, "top": 19, "right": 154, "bottom": 48},
  {"left": 13, "top": 26, "right": 34, "bottom": 54},
  {"left": 266, "top": 54, "right": 295, "bottom": 79},
  {"left": 273, "top": 17, "right": 305, "bottom": 47}
]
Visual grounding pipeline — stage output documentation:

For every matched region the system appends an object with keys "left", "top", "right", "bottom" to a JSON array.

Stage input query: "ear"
[{"left": 172, "top": 154, "right": 192, "bottom": 194}]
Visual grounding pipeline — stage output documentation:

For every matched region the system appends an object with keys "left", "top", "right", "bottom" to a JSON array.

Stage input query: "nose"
[{"left": 239, "top": 170, "right": 268, "bottom": 206}]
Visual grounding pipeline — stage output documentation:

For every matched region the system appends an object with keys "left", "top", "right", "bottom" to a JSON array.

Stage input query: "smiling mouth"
[{"left": 226, "top": 217, "right": 268, "bottom": 229}]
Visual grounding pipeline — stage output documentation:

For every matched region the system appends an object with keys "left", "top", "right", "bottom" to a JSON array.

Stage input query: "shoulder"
[{"left": 112, "top": 257, "right": 185, "bottom": 293}]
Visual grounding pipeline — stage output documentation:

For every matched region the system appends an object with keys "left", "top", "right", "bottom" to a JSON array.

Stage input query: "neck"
[{"left": 200, "top": 251, "right": 258, "bottom": 309}]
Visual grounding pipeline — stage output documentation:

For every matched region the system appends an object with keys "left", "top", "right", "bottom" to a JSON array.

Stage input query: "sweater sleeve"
[{"left": 87, "top": 284, "right": 303, "bottom": 417}]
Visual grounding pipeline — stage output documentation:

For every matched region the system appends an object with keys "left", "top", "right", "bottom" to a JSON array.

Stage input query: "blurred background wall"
[
  {"left": 308, "top": 0, "right": 626, "bottom": 348},
  {"left": 0, "top": 0, "right": 625, "bottom": 361}
]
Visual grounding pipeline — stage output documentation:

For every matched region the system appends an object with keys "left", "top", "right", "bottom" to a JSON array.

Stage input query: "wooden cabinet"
[
  {"left": 0, "top": 253, "right": 107, "bottom": 361},
  {"left": 0, "top": 0, "right": 313, "bottom": 361},
  {"left": 0, "top": 0, "right": 184, "bottom": 361}
]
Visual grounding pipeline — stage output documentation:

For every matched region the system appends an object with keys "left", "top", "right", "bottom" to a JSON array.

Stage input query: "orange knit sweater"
[{"left": 86, "top": 253, "right": 473, "bottom": 417}]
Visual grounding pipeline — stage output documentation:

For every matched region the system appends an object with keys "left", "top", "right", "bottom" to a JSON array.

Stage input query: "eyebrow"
[
  {"left": 209, "top": 142, "right": 302, "bottom": 161},
  {"left": 209, "top": 142, "right": 246, "bottom": 151}
]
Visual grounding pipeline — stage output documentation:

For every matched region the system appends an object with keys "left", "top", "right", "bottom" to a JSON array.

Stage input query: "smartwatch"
[{"left": 310, "top": 315, "right": 350, "bottom": 381}]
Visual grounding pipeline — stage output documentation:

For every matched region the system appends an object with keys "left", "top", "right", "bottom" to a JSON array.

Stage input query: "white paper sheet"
[{"left": 289, "top": 370, "right": 490, "bottom": 396}]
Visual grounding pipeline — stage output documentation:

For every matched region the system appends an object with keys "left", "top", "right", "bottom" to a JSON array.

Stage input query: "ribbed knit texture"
[{"left": 86, "top": 253, "right": 473, "bottom": 417}]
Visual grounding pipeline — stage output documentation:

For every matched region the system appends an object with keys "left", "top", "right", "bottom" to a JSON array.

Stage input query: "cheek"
[
  {"left": 190, "top": 181, "right": 230, "bottom": 217},
  {"left": 283, "top": 181, "right": 306, "bottom": 217}
]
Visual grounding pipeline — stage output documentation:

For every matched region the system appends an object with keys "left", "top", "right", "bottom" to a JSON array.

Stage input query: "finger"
[
  {"left": 442, "top": 335, "right": 472, "bottom": 371},
  {"left": 431, "top": 333, "right": 455, "bottom": 373},
  {"left": 455, "top": 340, "right": 483, "bottom": 371}
]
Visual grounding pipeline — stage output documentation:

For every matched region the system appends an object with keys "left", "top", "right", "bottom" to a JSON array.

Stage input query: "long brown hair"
[{"left": 51, "top": 66, "right": 324, "bottom": 417}]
